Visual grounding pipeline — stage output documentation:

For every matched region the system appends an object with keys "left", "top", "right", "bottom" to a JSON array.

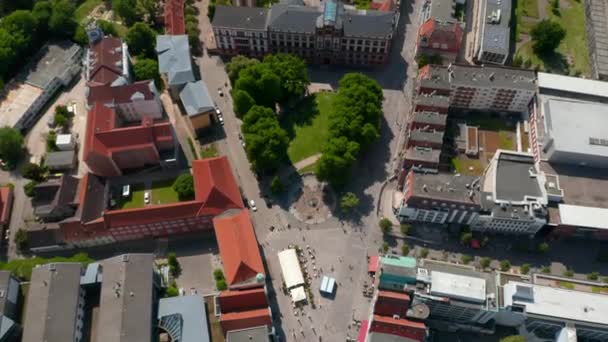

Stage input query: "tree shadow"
[
  {"left": 279, "top": 95, "right": 320, "bottom": 140},
  {"left": 537, "top": 50, "right": 569, "bottom": 74}
]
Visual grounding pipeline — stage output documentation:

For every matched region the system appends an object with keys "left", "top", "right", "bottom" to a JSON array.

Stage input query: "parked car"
[
  {"left": 218, "top": 114, "right": 224, "bottom": 125},
  {"left": 249, "top": 199, "right": 257, "bottom": 212},
  {"left": 215, "top": 107, "right": 221, "bottom": 115},
  {"left": 144, "top": 191, "right": 151, "bottom": 204},
  {"left": 238, "top": 133, "right": 245, "bottom": 147}
]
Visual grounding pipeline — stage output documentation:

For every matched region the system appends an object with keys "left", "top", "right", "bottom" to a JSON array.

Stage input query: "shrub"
[
  {"left": 214, "top": 268, "right": 225, "bottom": 280},
  {"left": 216, "top": 279, "right": 228, "bottom": 290},
  {"left": 21, "top": 163, "right": 46, "bottom": 182},
  {"left": 271, "top": 176, "right": 284, "bottom": 195},
  {"left": 460, "top": 232, "right": 473, "bottom": 246},
  {"left": 588, "top": 272, "right": 600, "bottom": 281},
  {"left": 167, "top": 252, "right": 181, "bottom": 277},
  {"left": 340, "top": 192, "right": 359, "bottom": 213},
  {"left": 382, "top": 242, "right": 389, "bottom": 253},
  {"left": 461, "top": 254, "right": 472, "bottom": 265},
  {"left": 520, "top": 263, "right": 531, "bottom": 275},
  {"left": 542, "top": 266, "right": 551, "bottom": 274},
  {"left": 564, "top": 269, "right": 574, "bottom": 278},
  {"left": 165, "top": 286, "right": 179, "bottom": 297},
  {"left": 379, "top": 218, "right": 393, "bottom": 234},
  {"left": 480, "top": 257, "right": 491, "bottom": 269},
  {"left": 420, "top": 248, "right": 429, "bottom": 258},
  {"left": 400, "top": 223, "right": 411, "bottom": 235},
  {"left": 46, "top": 131, "right": 58, "bottom": 152},
  {"left": 538, "top": 242, "right": 550, "bottom": 254},
  {"left": 401, "top": 244, "right": 410, "bottom": 256},
  {"left": 500, "top": 260, "right": 511, "bottom": 272},
  {"left": 24, "top": 181, "right": 38, "bottom": 197},
  {"left": 14, "top": 229, "right": 28, "bottom": 250},
  {"left": 172, "top": 174, "right": 195, "bottom": 201}
]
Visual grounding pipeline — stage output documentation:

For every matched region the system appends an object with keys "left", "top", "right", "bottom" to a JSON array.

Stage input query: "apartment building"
[
  {"left": 410, "top": 111, "right": 447, "bottom": 131},
  {"left": 211, "top": 0, "right": 398, "bottom": 66},
  {"left": 473, "top": 0, "right": 511, "bottom": 64},
  {"left": 417, "top": 0, "right": 463, "bottom": 62}
]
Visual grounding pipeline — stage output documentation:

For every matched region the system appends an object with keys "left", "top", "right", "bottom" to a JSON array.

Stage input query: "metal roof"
[
  {"left": 586, "top": 0, "right": 608, "bottom": 79},
  {"left": 537, "top": 72, "right": 608, "bottom": 99},
  {"left": 45, "top": 150, "right": 76, "bottom": 168},
  {"left": 268, "top": 4, "right": 320, "bottom": 34},
  {"left": 448, "top": 64, "right": 536, "bottom": 91},
  {"left": 476, "top": 0, "right": 511, "bottom": 59},
  {"left": 278, "top": 249, "right": 305, "bottom": 288},
  {"left": 23, "top": 42, "right": 82, "bottom": 89},
  {"left": 343, "top": 9, "right": 396, "bottom": 38},
  {"left": 430, "top": 271, "right": 486, "bottom": 303},
  {"left": 558, "top": 204, "right": 608, "bottom": 230},
  {"left": 180, "top": 80, "right": 215, "bottom": 117},
  {"left": 213, "top": 6, "right": 270, "bottom": 30},
  {"left": 158, "top": 295, "right": 210, "bottom": 342},
  {"left": 156, "top": 35, "right": 195, "bottom": 86}
]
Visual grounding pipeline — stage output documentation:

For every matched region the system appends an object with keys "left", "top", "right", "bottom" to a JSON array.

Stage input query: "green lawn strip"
[
  {"left": 0, "top": 253, "right": 94, "bottom": 281},
  {"left": 547, "top": 0, "right": 590, "bottom": 76},
  {"left": 559, "top": 281, "right": 575, "bottom": 290},
  {"left": 298, "top": 161, "right": 319, "bottom": 175},
  {"left": 451, "top": 157, "right": 483, "bottom": 175},
  {"left": 151, "top": 180, "right": 180, "bottom": 205},
  {"left": 283, "top": 93, "right": 334, "bottom": 164},
  {"left": 498, "top": 131, "right": 514, "bottom": 150},
  {"left": 518, "top": 0, "right": 540, "bottom": 18},
  {"left": 118, "top": 183, "right": 146, "bottom": 209},
  {"left": 75, "top": 0, "right": 103, "bottom": 22},
  {"left": 200, "top": 144, "right": 220, "bottom": 159}
]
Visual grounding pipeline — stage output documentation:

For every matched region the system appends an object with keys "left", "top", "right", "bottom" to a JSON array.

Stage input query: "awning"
[
  {"left": 320, "top": 276, "right": 336, "bottom": 294},
  {"left": 278, "top": 249, "right": 305, "bottom": 288},
  {"left": 368, "top": 256, "right": 380, "bottom": 273},
  {"left": 290, "top": 286, "right": 307, "bottom": 303},
  {"left": 357, "top": 320, "right": 369, "bottom": 342}
]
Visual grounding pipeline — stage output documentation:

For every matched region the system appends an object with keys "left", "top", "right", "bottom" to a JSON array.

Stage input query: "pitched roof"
[
  {"left": 88, "top": 37, "right": 127, "bottom": 87},
  {"left": 180, "top": 80, "right": 215, "bottom": 116},
  {"left": 156, "top": 35, "right": 195, "bottom": 86},
  {"left": 96, "top": 254, "right": 155, "bottom": 342},
  {"left": 219, "top": 288, "right": 268, "bottom": 313},
  {"left": 213, "top": 6, "right": 271, "bottom": 30},
  {"left": 22, "top": 263, "right": 84, "bottom": 342},
  {"left": 0, "top": 187, "right": 12, "bottom": 225},
  {"left": 87, "top": 81, "right": 157, "bottom": 106},
  {"left": 165, "top": 0, "right": 186, "bottom": 35},
  {"left": 267, "top": 5, "right": 319, "bottom": 34},
  {"left": 193, "top": 157, "right": 244, "bottom": 213},
  {"left": 213, "top": 210, "right": 264, "bottom": 286},
  {"left": 418, "top": 19, "right": 463, "bottom": 53},
  {"left": 343, "top": 9, "right": 396, "bottom": 38},
  {"left": 220, "top": 308, "right": 272, "bottom": 333}
]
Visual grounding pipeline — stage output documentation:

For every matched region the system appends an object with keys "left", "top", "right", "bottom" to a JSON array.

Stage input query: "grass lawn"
[
  {"left": 498, "top": 131, "right": 515, "bottom": 150},
  {"left": 559, "top": 281, "right": 576, "bottom": 290},
  {"left": 118, "top": 179, "right": 180, "bottom": 209},
  {"left": 518, "top": 0, "right": 540, "bottom": 18},
  {"left": 298, "top": 161, "right": 318, "bottom": 175},
  {"left": 281, "top": 92, "right": 335, "bottom": 164},
  {"left": 451, "top": 157, "right": 484, "bottom": 176},
  {"left": 521, "top": 123, "right": 530, "bottom": 152},
  {"left": 75, "top": 0, "right": 103, "bottom": 22},
  {"left": 0, "top": 253, "right": 94, "bottom": 281},
  {"left": 514, "top": 0, "right": 590, "bottom": 76},
  {"left": 464, "top": 112, "right": 514, "bottom": 131},
  {"left": 200, "top": 144, "right": 220, "bottom": 159}
]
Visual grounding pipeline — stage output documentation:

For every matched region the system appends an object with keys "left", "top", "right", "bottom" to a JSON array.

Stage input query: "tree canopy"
[
  {"left": 315, "top": 137, "right": 360, "bottom": 187},
  {"left": 125, "top": 23, "right": 157, "bottom": 58},
  {"left": 340, "top": 192, "right": 359, "bottom": 212},
  {"left": 531, "top": 19, "right": 566, "bottom": 55},
  {"left": 0, "top": 127, "right": 24, "bottom": 168},
  {"left": 226, "top": 55, "right": 260, "bottom": 84},
  {"left": 133, "top": 58, "right": 161, "bottom": 88},
  {"left": 242, "top": 106, "right": 289, "bottom": 173},
  {"left": 112, "top": 0, "right": 139, "bottom": 26},
  {"left": 263, "top": 53, "right": 309, "bottom": 102},
  {"left": 233, "top": 89, "right": 256, "bottom": 118},
  {"left": 172, "top": 174, "right": 194, "bottom": 200}
]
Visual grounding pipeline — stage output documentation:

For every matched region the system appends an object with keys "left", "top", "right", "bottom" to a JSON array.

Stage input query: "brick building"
[
  {"left": 211, "top": 0, "right": 398, "bottom": 66},
  {"left": 85, "top": 37, "right": 131, "bottom": 88},
  {"left": 83, "top": 103, "right": 174, "bottom": 177},
  {"left": 416, "top": 0, "right": 463, "bottom": 62},
  {"left": 164, "top": 0, "right": 185, "bottom": 35},
  {"left": 87, "top": 80, "right": 164, "bottom": 120},
  {"left": 0, "top": 186, "right": 13, "bottom": 228}
]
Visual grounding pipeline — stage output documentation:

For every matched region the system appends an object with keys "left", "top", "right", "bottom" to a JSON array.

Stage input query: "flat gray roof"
[
  {"left": 540, "top": 162, "right": 608, "bottom": 209},
  {"left": 180, "top": 80, "right": 215, "bottom": 117},
  {"left": 420, "top": 66, "right": 451, "bottom": 90},
  {"left": 449, "top": 64, "right": 536, "bottom": 91},
  {"left": 22, "top": 263, "right": 83, "bottom": 342},
  {"left": 23, "top": 42, "right": 81, "bottom": 89},
  {"left": 226, "top": 325, "right": 270, "bottom": 342},
  {"left": 544, "top": 98, "right": 608, "bottom": 159},
  {"left": 430, "top": 0, "right": 456, "bottom": 23},
  {"left": 494, "top": 152, "right": 542, "bottom": 202},
  {"left": 404, "top": 147, "right": 441, "bottom": 163},
  {"left": 413, "top": 111, "right": 447, "bottom": 126},
  {"left": 158, "top": 295, "right": 210, "bottom": 342},
  {"left": 477, "top": 0, "right": 511, "bottom": 57},
  {"left": 343, "top": 10, "right": 396, "bottom": 38},
  {"left": 415, "top": 94, "right": 450, "bottom": 107},
  {"left": 410, "top": 172, "right": 481, "bottom": 204},
  {"left": 45, "top": 150, "right": 75, "bottom": 168},
  {"left": 410, "top": 130, "right": 444, "bottom": 144},
  {"left": 587, "top": 0, "right": 608, "bottom": 78},
  {"left": 214, "top": 6, "right": 270, "bottom": 30},
  {"left": 96, "top": 254, "right": 155, "bottom": 342}
]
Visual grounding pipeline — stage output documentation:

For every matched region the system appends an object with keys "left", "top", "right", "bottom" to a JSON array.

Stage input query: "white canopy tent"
[
  {"left": 290, "top": 286, "right": 307, "bottom": 303},
  {"left": 277, "top": 249, "right": 305, "bottom": 289}
]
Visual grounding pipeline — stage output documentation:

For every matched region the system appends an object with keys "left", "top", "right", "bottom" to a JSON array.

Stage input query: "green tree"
[
  {"left": 379, "top": 218, "right": 393, "bottom": 234},
  {"left": 46, "top": 131, "right": 58, "bottom": 152},
  {"left": 235, "top": 64, "right": 282, "bottom": 108},
  {"left": 167, "top": 252, "right": 181, "bottom": 277},
  {"left": 216, "top": 279, "right": 227, "bottom": 290},
  {"left": 242, "top": 106, "right": 289, "bottom": 173},
  {"left": 461, "top": 254, "right": 473, "bottom": 264},
  {"left": 15, "top": 229, "right": 28, "bottom": 250},
  {"left": 73, "top": 24, "right": 88, "bottom": 45},
  {"left": 21, "top": 163, "right": 45, "bottom": 181},
  {"left": 33, "top": 1, "right": 53, "bottom": 33},
  {"left": 270, "top": 176, "right": 283, "bottom": 195},
  {"left": 315, "top": 137, "right": 360, "bottom": 187},
  {"left": 0, "top": 10, "right": 37, "bottom": 41},
  {"left": 97, "top": 20, "right": 119, "bottom": 37},
  {"left": 501, "top": 336, "right": 526, "bottom": 342},
  {"left": 401, "top": 244, "right": 410, "bottom": 256},
  {"left": 400, "top": 223, "right": 411, "bottom": 235},
  {"left": 480, "top": 257, "right": 491, "bottom": 269},
  {"left": 133, "top": 58, "right": 161, "bottom": 88},
  {"left": 136, "top": 0, "right": 158, "bottom": 23},
  {"left": 263, "top": 53, "right": 309, "bottom": 102},
  {"left": 0, "top": 127, "right": 24, "bottom": 168},
  {"left": 226, "top": 55, "right": 260, "bottom": 84},
  {"left": 521, "top": 263, "right": 531, "bottom": 274},
  {"left": 460, "top": 232, "right": 473, "bottom": 245},
  {"left": 233, "top": 89, "right": 256, "bottom": 117},
  {"left": 49, "top": 0, "right": 77, "bottom": 39},
  {"left": 112, "top": 0, "right": 139, "bottom": 26},
  {"left": 24, "top": 181, "right": 38, "bottom": 197},
  {"left": 125, "top": 22, "right": 157, "bottom": 58},
  {"left": 531, "top": 19, "right": 566, "bottom": 55},
  {"left": 382, "top": 242, "right": 389, "bottom": 253},
  {"left": 588, "top": 272, "right": 600, "bottom": 281},
  {"left": 538, "top": 242, "right": 550, "bottom": 253},
  {"left": 165, "top": 286, "right": 179, "bottom": 297},
  {"left": 172, "top": 174, "right": 194, "bottom": 200},
  {"left": 500, "top": 260, "right": 511, "bottom": 272},
  {"left": 420, "top": 248, "right": 429, "bottom": 258},
  {"left": 340, "top": 192, "right": 359, "bottom": 213}
]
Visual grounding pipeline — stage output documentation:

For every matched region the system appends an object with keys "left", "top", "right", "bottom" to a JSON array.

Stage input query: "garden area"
[
  {"left": 117, "top": 179, "right": 181, "bottom": 209},
  {"left": 513, "top": 0, "right": 590, "bottom": 76},
  {"left": 281, "top": 92, "right": 335, "bottom": 165}
]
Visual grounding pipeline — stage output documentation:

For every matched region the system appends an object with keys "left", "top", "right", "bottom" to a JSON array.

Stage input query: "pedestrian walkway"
[{"left": 293, "top": 153, "right": 321, "bottom": 170}]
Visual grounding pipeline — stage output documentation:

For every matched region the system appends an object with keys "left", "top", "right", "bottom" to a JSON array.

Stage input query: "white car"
[
  {"left": 215, "top": 107, "right": 221, "bottom": 115},
  {"left": 144, "top": 191, "right": 151, "bottom": 204},
  {"left": 179, "top": 288, "right": 186, "bottom": 296},
  {"left": 218, "top": 114, "right": 224, "bottom": 125},
  {"left": 249, "top": 199, "right": 257, "bottom": 212}
]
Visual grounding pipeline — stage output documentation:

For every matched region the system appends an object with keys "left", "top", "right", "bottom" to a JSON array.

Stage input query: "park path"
[{"left": 293, "top": 153, "right": 321, "bottom": 170}]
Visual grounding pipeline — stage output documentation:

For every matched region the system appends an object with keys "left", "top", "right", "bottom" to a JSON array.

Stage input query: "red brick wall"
[{"left": 109, "top": 215, "right": 212, "bottom": 241}]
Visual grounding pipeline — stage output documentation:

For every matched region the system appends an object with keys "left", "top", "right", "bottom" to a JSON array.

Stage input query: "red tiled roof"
[
  {"left": 374, "top": 291, "right": 411, "bottom": 317},
  {"left": 219, "top": 288, "right": 268, "bottom": 313},
  {"left": 369, "top": 0, "right": 395, "bottom": 11},
  {"left": 370, "top": 315, "right": 426, "bottom": 342},
  {"left": 213, "top": 210, "right": 264, "bottom": 286},
  {"left": 164, "top": 0, "right": 185, "bottom": 35},
  {"left": 0, "top": 186, "right": 13, "bottom": 226},
  {"left": 87, "top": 81, "right": 156, "bottom": 106},
  {"left": 220, "top": 308, "right": 272, "bottom": 334},
  {"left": 193, "top": 157, "right": 244, "bottom": 215},
  {"left": 89, "top": 37, "right": 124, "bottom": 86},
  {"left": 83, "top": 103, "right": 173, "bottom": 177},
  {"left": 418, "top": 19, "right": 463, "bottom": 54}
]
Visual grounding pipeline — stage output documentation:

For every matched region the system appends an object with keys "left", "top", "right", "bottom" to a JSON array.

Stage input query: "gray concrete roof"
[
  {"left": 430, "top": 0, "right": 457, "bottom": 23},
  {"left": 158, "top": 295, "right": 210, "bottom": 342},
  {"left": 180, "top": 80, "right": 215, "bottom": 117},
  {"left": 0, "top": 272, "right": 12, "bottom": 316},
  {"left": 404, "top": 147, "right": 441, "bottom": 163},
  {"left": 343, "top": 10, "right": 396, "bottom": 38},
  {"left": 539, "top": 161, "right": 608, "bottom": 209},
  {"left": 415, "top": 94, "right": 450, "bottom": 107},
  {"left": 156, "top": 35, "right": 195, "bottom": 86},
  {"left": 96, "top": 254, "right": 155, "bottom": 342},
  {"left": 22, "top": 263, "right": 83, "bottom": 342},
  {"left": 268, "top": 4, "right": 320, "bottom": 34},
  {"left": 420, "top": 66, "right": 451, "bottom": 90},
  {"left": 227, "top": 325, "right": 270, "bottom": 342},
  {"left": 410, "top": 130, "right": 445, "bottom": 144},
  {"left": 477, "top": 0, "right": 511, "bottom": 58},
  {"left": 448, "top": 64, "right": 536, "bottom": 90},
  {"left": 213, "top": 6, "right": 270, "bottom": 30},
  {"left": 494, "top": 153, "right": 541, "bottom": 202},
  {"left": 413, "top": 112, "right": 447, "bottom": 126},
  {"left": 544, "top": 98, "right": 608, "bottom": 159},
  {"left": 45, "top": 150, "right": 76, "bottom": 169},
  {"left": 587, "top": 0, "right": 608, "bottom": 79},
  {"left": 22, "top": 42, "right": 82, "bottom": 89},
  {"left": 410, "top": 172, "right": 481, "bottom": 204}
]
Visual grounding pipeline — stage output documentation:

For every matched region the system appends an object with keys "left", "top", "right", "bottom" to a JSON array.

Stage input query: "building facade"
[
  {"left": 211, "top": 0, "right": 398, "bottom": 66},
  {"left": 585, "top": 0, "right": 608, "bottom": 80}
]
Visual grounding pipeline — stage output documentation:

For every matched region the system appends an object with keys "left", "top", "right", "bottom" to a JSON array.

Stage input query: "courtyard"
[{"left": 116, "top": 178, "right": 181, "bottom": 209}]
